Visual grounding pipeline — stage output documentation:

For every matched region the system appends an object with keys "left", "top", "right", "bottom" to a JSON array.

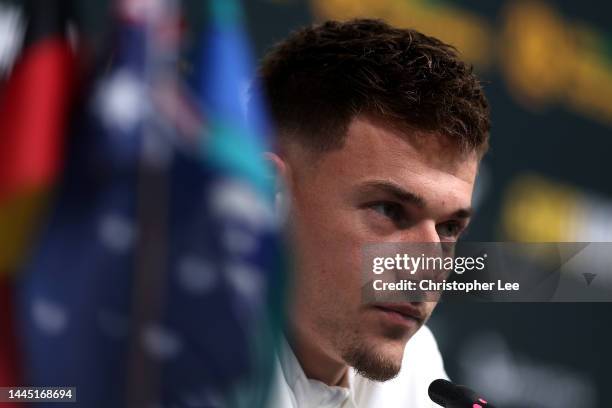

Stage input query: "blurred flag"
[
  {"left": 16, "top": 0, "right": 281, "bottom": 407},
  {"left": 0, "top": 0, "right": 75, "bottom": 401},
  {"left": 0, "top": 0, "right": 75, "bottom": 274}
]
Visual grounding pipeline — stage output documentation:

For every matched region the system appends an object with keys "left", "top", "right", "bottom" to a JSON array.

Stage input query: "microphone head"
[{"left": 428, "top": 379, "right": 496, "bottom": 408}]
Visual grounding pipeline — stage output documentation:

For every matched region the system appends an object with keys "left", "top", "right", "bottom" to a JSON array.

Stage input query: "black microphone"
[{"left": 428, "top": 379, "right": 498, "bottom": 408}]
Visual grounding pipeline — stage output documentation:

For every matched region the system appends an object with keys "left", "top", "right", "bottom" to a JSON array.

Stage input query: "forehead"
[
  {"left": 293, "top": 116, "right": 479, "bottom": 206},
  {"left": 348, "top": 116, "right": 477, "bottom": 178}
]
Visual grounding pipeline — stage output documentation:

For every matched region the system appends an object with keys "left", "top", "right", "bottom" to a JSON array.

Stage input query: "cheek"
[
  {"left": 289, "top": 196, "right": 365, "bottom": 306},
  {"left": 293, "top": 219, "right": 363, "bottom": 293}
]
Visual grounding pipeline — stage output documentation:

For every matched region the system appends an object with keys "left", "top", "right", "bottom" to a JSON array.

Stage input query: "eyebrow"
[
  {"left": 358, "top": 180, "right": 473, "bottom": 219},
  {"left": 452, "top": 208, "right": 473, "bottom": 219},
  {"left": 359, "top": 180, "right": 426, "bottom": 208}
]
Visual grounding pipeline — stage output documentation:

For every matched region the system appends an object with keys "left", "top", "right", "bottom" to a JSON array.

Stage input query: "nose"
[{"left": 396, "top": 221, "right": 444, "bottom": 303}]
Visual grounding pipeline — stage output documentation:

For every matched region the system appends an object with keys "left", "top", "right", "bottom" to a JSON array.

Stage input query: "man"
[{"left": 253, "top": 19, "right": 490, "bottom": 407}]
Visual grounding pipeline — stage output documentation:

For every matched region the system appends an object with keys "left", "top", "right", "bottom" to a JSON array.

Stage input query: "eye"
[
  {"left": 368, "top": 202, "right": 405, "bottom": 224},
  {"left": 436, "top": 221, "right": 464, "bottom": 240}
]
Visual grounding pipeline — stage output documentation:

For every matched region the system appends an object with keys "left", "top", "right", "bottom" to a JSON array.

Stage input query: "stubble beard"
[{"left": 339, "top": 324, "right": 408, "bottom": 382}]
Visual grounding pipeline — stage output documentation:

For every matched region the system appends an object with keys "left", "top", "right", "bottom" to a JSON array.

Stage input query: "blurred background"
[{"left": 1, "top": 0, "right": 611, "bottom": 407}]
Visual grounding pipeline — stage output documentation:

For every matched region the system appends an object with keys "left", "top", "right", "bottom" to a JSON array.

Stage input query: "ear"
[
  {"left": 264, "top": 152, "right": 292, "bottom": 222},
  {"left": 264, "top": 151, "right": 291, "bottom": 192}
]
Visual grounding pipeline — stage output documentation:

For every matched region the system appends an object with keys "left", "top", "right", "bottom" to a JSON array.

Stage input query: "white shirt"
[{"left": 266, "top": 325, "right": 448, "bottom": 408}]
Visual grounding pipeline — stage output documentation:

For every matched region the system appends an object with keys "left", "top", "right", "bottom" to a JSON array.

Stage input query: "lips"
[{"left": 372, "top": 303, "right": 426, "bottom": 323}]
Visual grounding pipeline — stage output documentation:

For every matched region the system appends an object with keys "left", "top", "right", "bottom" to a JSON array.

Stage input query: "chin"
[{"left": 342, "top": 334, "right": 406, "bottom": 382}]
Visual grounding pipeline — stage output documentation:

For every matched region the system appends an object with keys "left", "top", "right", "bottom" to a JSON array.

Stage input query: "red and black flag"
[{"left": 0, "top": 0, "right": 76, "bottom": 396}]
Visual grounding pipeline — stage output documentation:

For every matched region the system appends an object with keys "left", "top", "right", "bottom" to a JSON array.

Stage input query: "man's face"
[{"left": 281, "top": 115, "right": 479, "bottom": 382}]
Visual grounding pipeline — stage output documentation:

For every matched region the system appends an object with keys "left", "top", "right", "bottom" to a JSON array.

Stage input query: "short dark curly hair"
[{"left": 253, "top": 19, "right": 490, "bottom": 156}]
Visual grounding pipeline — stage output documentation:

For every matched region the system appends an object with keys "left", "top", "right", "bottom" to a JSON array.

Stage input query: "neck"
[{"left": 287, "top": 329, "right": 350, "bottom": 387}]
